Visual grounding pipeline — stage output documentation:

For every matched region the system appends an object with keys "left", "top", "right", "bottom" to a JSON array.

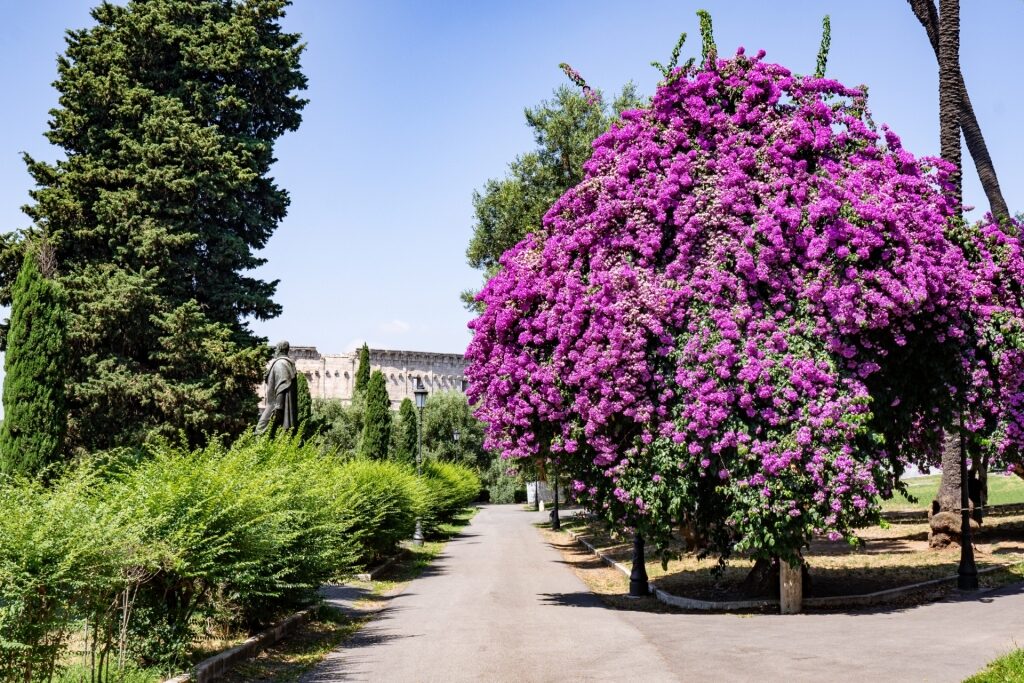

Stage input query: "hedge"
[{"left": 0, "top": 432, "right": 479, "bottom": 680}]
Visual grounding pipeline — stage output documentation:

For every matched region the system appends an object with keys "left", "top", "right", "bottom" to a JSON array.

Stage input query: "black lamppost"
[
  {"left": 629, "top": 532, "right": 650, "bottom": 597},
  {"left": 958, "top": 413, "right": 978, "bottom": 590},
  {"left": 550, "top": 465, "right": 560, "bottom": 530},
  {"left": 413, "top": 377, "right": 428, "bottom": 547}
]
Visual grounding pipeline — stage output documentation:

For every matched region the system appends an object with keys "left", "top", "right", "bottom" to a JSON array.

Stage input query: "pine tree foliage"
[
  {"left": 360, "top": 370, "right": 391, "bottom": 459},
  {"left": 5, "top": 0, "right": 307, "bottom": 453},
  {"left": 394, "top": 397, "right": 418, "bottom": 465},
  {"left": 354, "top": 343, "right": 371, "bottom": 395},
  {"left": 0, "top": 250, "right": 68, "bottom": 477}
]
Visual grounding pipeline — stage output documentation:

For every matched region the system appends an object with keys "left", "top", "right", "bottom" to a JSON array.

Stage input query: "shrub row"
[{"left": 0, "top": 432, "right": 479, "bottom": 680}]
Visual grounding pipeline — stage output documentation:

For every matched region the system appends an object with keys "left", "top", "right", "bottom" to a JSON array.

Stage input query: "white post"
[{"left": 779, "top": 561, "right": 802, "bottom": 614}]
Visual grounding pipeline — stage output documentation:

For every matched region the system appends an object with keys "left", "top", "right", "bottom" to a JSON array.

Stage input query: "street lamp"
[
  {"left": 550, "top": 464, "right": 560, "bottom": 531},
  {"left": 958, "top": 413, "right": 978, "bottom": 590},
  {"left": 413, "top": 377, "right": 428, "bottom": 547}
]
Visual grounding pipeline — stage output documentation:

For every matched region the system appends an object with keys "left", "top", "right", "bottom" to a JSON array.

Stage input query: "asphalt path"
[{"left": 302, "top": 504, "right": 1024, "bottom": 682}]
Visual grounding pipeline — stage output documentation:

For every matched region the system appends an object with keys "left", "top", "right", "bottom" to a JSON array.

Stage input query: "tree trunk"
[
  {"left": 931, "top": 432, "right": 963, "bottom": 546},
  {"left": 907, "top": 0, "right": 1010, "bottom": 222},
  {"left": 938, "top": 0, "right": 961, "bottom": 206}
]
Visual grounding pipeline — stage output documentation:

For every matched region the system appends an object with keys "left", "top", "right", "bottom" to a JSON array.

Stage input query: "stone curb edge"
[
  {"left": 563, "top": 526, "right": 1013, "bottom": 611},
  {"left": 356, "top": 554, "right": 399, "bottom": 582},
  {"left": 162, "top": 608, "right": 315, "bottom": 683}
]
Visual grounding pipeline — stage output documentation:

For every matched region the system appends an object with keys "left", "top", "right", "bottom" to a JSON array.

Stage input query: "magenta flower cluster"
[{"left": 466, "top": 49, "right": 1024, "bottom": 561}]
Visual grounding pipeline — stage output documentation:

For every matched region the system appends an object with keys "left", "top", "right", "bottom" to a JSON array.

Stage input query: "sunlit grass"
[{"left": 880, "top": 474, "right": 1024, "bottom": 512}]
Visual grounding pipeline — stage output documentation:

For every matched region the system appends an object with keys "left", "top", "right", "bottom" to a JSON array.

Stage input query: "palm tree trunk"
[
  {"left": 938, "top": 0, "right": 961, "bottom": 206},
  {"left": 907, "top": 0, "right": 1009, "bottom": 222}
]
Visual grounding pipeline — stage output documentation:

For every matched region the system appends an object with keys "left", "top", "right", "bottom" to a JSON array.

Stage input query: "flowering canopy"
[{"left": 466, "top": 49, "right": 1024, "bottom": 562}]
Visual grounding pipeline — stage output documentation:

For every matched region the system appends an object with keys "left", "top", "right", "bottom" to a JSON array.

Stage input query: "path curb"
[
  {"left": 356, "top": 555, "right": 398, "bottom": 581},
  {"left": 563, "top": 526, "right": 1014, "bottom": 611},
  {"left": 162, "top": 608, "right": 315, "bottom": 683}
]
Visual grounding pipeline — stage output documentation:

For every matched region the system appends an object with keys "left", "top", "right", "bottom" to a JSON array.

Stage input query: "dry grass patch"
[{"left": 547, "top": 512, "right": 1024, "bottom": 607}]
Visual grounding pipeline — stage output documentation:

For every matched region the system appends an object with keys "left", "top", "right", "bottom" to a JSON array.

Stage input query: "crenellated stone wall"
[{"left": 258, "top": 346, "right": 469, "bottom": 409}]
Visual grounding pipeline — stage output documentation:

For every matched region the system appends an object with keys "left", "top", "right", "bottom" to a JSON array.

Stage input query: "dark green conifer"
[
  {"left": 4, "top": 0, "right": 307, "bottom": 453},
  {"left": 394, "top": 397, "right": 418, "bottom": 465},
  {"left": 0, "top": 248, "right": 67, "bottom": 476},
  {"left": 296, "top": 371, "right": 312, "bottom": 428},
  {"left": 354, "top": 343, "right": 371, "bottom": 395},
  {"left": 360, "top": 370, "right": 391, "bottom": 459}
]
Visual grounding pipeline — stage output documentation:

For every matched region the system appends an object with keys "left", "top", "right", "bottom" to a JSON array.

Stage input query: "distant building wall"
[{"left": 258, "top": 346, "right": 469, "bottom": 409}]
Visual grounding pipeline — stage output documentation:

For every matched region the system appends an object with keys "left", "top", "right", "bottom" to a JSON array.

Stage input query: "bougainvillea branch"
[
  {"left": 697, "top": 10, "right": 717, "bottom": 63},
  {"left": 815, "top": 15, "right": 831, "bottom": 78},
  {"left": 652, "top": 32, "right": 687, "bottom": 78},
  {"left": 558, "top": 62, "right": 600, "bottom": 106}
]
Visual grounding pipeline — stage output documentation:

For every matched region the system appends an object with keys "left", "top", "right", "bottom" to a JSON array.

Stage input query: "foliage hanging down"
[{"left": 467, "top": 47, "right": 1024, "bottom": 564}]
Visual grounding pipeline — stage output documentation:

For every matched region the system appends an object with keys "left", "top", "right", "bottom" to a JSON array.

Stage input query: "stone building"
[{"left": 259, "top": 346, "right": 469, "bottom": 409}]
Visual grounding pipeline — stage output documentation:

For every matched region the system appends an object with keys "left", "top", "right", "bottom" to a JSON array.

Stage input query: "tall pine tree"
[
  {"left": 360, "top": 370, "right": 391, "bottom": 459},
  {"left": 0, "top": 247, "right": 67, "bottom": 477},
  {"left": 354, "top": 343, "right": 371, "bottom": 395},
  {"left": 394, "top": 397, "right": 418, "bottom": 465},
  {"left": 6, "top": 0, "right": 307, "bottom": 453}
]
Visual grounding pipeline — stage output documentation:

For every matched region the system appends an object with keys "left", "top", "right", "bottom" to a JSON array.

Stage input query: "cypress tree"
[
  {"left": 360, "top": 370, "right": 391, "bottom": 459},
  {"left": 354, "top": 343, "right": 371, "bottom": 395},
  {"left": 0, "top": 248, "right": 67, "bottom": 477},
  {"left": 5, "top": 0, "right": 307, "bottom": 453},
  {"left": 394, "top": 397, "right": 418, "bottom": 465},
  {"left": 296, "top": 371, "right": 312, "bottom": 428}
]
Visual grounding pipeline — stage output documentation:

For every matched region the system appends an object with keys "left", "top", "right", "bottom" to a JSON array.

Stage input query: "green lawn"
[
  {"left": 880, "top": 474, "right": 1024, "bottom": 512},
  {"left": 964, "top": 649, "right": 1024, "bottom": 682}
]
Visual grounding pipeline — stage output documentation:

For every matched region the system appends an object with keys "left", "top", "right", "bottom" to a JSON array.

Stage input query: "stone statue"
[{"left": 256, "top": 340, "right": 299, "bottom": 434}]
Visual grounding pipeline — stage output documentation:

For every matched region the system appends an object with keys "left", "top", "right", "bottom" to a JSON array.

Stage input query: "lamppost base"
[
  {"left": 629, "top": 533, "right": 650, "bottom": 598},
  {"left": 957, "top": 570, "right": 979, "bottom": 591},
  {"left": 413, "top": 519, "right": 424, "bottom": 547}
]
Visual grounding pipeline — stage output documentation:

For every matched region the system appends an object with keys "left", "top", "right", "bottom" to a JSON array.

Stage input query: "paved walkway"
[{"left": 302, "top": 505, "right": 1024, "bottom": 682}]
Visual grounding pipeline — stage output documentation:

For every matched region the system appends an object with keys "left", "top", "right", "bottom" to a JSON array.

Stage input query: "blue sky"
[{"left": 1, "top": 1, "right": 1022, "bottom": 356}]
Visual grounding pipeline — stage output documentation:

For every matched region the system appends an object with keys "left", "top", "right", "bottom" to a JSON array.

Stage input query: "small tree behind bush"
[
  {"left": 394, "top": 398, "right": 418, "bottom": 465},
  {"left": 296, "top": 371, "right": 313, "bottom": 429},
  {"left": 354, "top": 343, "right": 371, "bottom": 395},
  {"left": 421, "top": 392, "right": 486, "bottom": 468},
  {"left": 360, "top": 370, "right": 392, "bottom": 459},
  {"left": 0, "top": 249, "right": 67, "bottom": 477}
]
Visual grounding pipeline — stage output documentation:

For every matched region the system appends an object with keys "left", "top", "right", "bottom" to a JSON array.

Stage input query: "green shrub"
[
  {"left": 0, "top": 431, "right": 438, "bottom": 675},
  {"left": 331, "top": 458, "right": 420, "bottom": 564},
  {"left": 481, "top": 457, "right": 521, "bottom": 504},
  {"left": 420, "top": 461, "right": 480, "bottom": 527},
  {"left": 0, "top": 471, "right": 137, "bottom": 682}
]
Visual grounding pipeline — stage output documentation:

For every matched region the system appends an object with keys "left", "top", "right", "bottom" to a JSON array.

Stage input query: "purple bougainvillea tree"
[{"left": 466, "top": 47, "right": 1024, "bottom": 566}]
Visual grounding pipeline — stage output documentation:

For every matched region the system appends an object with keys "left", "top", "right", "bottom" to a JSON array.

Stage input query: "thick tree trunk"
[
  {"left": 907, "top": 0, "right": 1010, "bottom": 222},
  {"left": 930, "top": 432, "right": 971, "bottom": 546},
  {"left": 740, "top": 557, "right": 811, "bottom": 598}
]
